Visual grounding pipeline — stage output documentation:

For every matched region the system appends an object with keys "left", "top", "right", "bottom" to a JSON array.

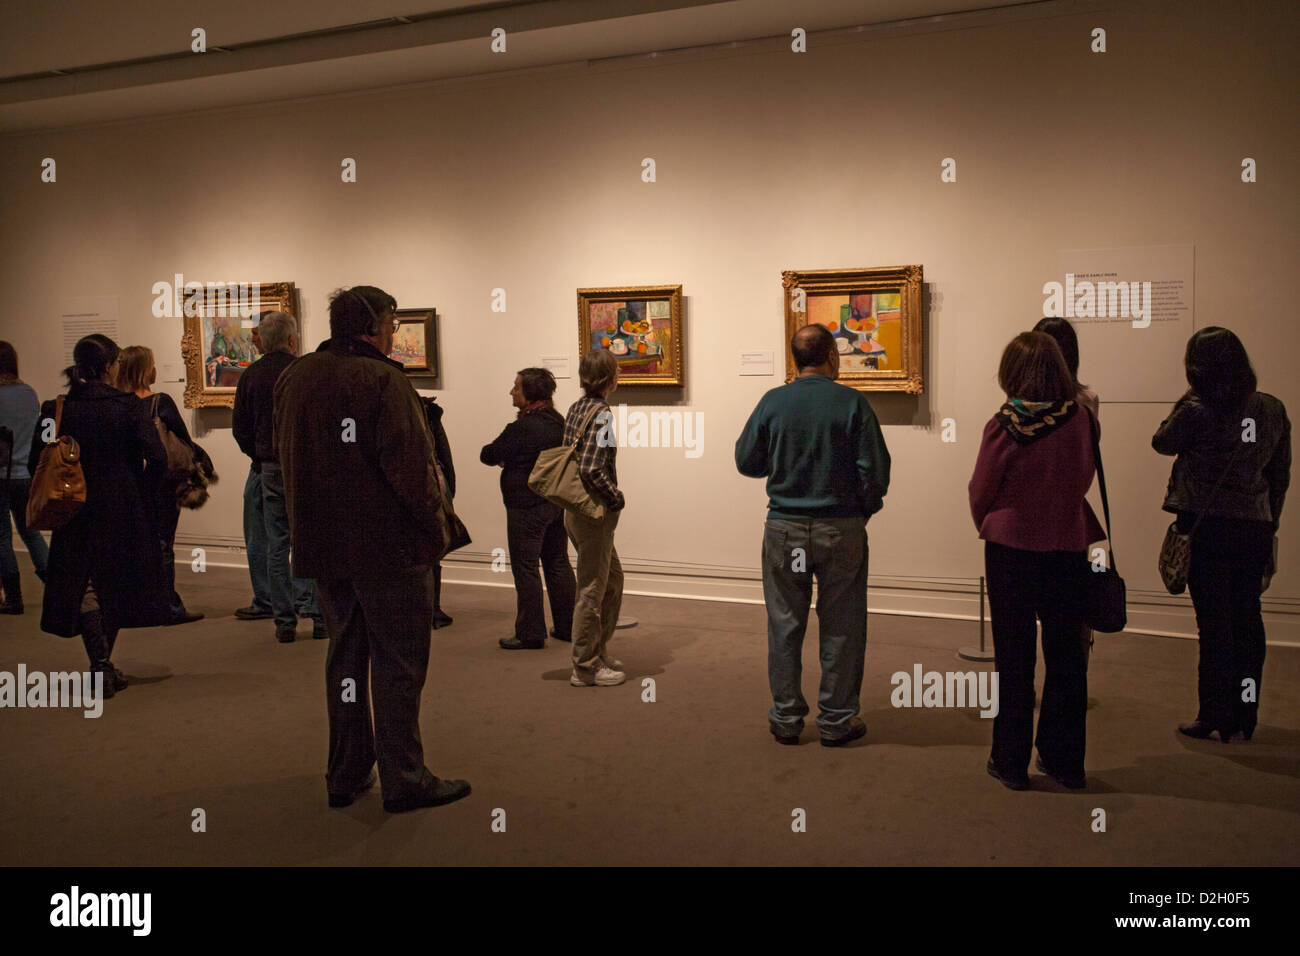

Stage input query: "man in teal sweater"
[{"left": 735, "top": 324, "right": 891, "bottom": 746}]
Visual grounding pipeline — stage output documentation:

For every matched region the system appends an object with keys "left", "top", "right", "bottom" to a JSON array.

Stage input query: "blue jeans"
[
  {"left": 260, "top": 462, "right": 319, "bottom": 626},
  {"left": 243, "top": 465, "right": 271, "bottom": 611},
  {"left": 761, "top": 516, "right": 868, "bottom": 738},
  {"left": 1, "top": 478, "right": 48, "bottom": 579}
]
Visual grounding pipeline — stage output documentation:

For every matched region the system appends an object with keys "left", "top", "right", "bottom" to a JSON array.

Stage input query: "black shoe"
[
  {"left": 383, "top": 777, "right": 471, "bottom": 813},
  {"left": 770, "top": 723, "right": 801, "bottom": 746},
  {"left": 549, "top": 626, "right": 572, "bottom": 642},
  {"left": 166, "top": 610, "right": 204, "bottom": 625},
  {"left": 108, "top": 664, "right": 128, "bottom": 692},
  {"left": 986, "top": 759, "right": 1030, "bottom": 790},
  {"left": 499, "top": 636, "right": 544, "bottom": 650},
  {"left": 235, "top": 605, "right": 274, "bottom": 620},
  {"left": 275, "top": 624, "right": 296, "bottom": 643},
  {"left": 90, "top": 663, "right": 117, "bottom": 700},
  {"left": 328, "top": 769, "right": 377, "bottom": 808},
  {"left": 312, "top": 620, "right": 329, "bottom": 640},
  {"left": 1178, "top": 720, "right": 1235, "bottom": 743},
  {"left": 1035, "top": 754, "right": 1086, "bottom": 789},
  {"left": 820, "top": 716, "right": 867, "bottom": 747},
  {"left": 431, "top": 610, "right": 454, "bottom": 629}
]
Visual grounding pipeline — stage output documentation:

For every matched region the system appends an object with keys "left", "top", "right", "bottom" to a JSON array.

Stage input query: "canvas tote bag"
[
  {"left": 528, "top": 402, "right": 607, "bottom": 520},
  {"left": 26, "top": 396, "right": 87, "bottom": 530}
]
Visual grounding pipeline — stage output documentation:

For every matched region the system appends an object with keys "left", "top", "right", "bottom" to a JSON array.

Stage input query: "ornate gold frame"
[
  {"left": 577, "top": 284, "right": 684, "bottom": 387},
  {"left": 782, "top": 265, "right": 924, "bottom": 394},
  {"left": 181, "top": 281, "right": 298, "bottom": 408}
]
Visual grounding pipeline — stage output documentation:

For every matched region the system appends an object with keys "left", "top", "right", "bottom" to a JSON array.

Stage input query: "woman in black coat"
[
  {"left": 1153, "top": 328, "right": 1290, "bottom": 742},
  {"left": 480, "top": 367, "right": 576, "bottom": 649},
  {"left": 30, "top": 336, "right": 172, "bottom": 696}
]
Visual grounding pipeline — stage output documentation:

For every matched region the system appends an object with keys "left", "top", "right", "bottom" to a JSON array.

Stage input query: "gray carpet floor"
[{"left": 1, "top": 564, "right": 1296, "bottom": 866}]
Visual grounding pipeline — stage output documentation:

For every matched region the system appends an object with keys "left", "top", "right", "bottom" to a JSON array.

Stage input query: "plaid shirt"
[{"left": 564, "top": 395, "right": 624, "bottom": 511}]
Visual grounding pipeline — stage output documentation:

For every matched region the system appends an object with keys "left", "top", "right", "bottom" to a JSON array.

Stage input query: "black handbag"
[{"left": 1085, "top": 410, "right": 1127, "bottom": 632}]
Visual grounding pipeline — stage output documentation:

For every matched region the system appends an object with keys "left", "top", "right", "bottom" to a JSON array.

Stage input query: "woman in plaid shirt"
[{"left": 563, "top": 350, "right": 627, "bottom": 686}]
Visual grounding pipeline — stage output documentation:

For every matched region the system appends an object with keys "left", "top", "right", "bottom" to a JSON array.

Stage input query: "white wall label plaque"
[{"left": 739, "top": 351, "right": 774, "bottom": 376}]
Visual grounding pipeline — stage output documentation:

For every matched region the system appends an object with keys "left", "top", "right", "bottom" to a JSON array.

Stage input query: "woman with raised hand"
[{"left": 1153, "top": 327, "right": 1290, "bottom": 743}]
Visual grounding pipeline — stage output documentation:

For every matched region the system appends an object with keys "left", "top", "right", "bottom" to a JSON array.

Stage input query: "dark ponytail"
[{"left": 63, "top": 334, "right": 120, "bottom": 389}]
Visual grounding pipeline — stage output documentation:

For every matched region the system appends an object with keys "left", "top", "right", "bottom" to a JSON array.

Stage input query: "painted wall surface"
[{"left": 1, "top": 0, "right": 1295, "bottom": 631}]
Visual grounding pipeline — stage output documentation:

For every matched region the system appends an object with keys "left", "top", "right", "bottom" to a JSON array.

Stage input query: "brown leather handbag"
[{"left": 26, "top": 395, "right": 87, "bottom": 530}]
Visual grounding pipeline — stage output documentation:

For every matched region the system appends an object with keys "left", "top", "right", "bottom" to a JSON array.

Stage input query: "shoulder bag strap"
[
  {"left": 150, "top": 393, "right": 161, "bottom": 418},
  {"left": 573, "top": 401, "right": 604, "bottom": 449},
  {"left": 1186, "top": 432, "right": 1246, "bottom": 540},
  {"left": 55, "top": 394, "right": 65, "bottom": 435},
  {"left": 1087, "top": 407, "right": 1117, "bottom": 572}
]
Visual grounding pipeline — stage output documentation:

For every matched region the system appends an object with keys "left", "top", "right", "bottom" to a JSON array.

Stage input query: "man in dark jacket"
[
  {"left": 233, "top": 310, "right": 322, "bottom": 642},
  {"left": 735, "top": 324, "right": 891, "bottom": 747},
  {"left": 480, "top": 367, "right": 576, "bottom": 649},
  {"left": 274, "top": 285, "right": 470, "bottom": 813}
]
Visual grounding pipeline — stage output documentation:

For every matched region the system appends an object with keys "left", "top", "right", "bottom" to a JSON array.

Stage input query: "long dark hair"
[
  {"left": 1032, "top": 317, "right": 1087, "bottom": 392},
  {"left": 1185, "top": 327, "right": 1256, "bottom": 412}
]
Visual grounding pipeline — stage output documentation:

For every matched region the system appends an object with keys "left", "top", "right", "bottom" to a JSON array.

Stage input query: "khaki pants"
[{"left": 564, "top": 508, "right": 623, "bottom": 672}]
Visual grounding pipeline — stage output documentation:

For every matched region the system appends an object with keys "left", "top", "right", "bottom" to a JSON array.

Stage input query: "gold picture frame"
[
  {"left": 389, "top": 308, "right": 439, "bottom": 379},
  {"left": 181, "top": 281, "right": 298, "bottom": 408},
  {"left": 577, "top": 284, "right": 684, "bottom": 387},
  {"left": 782, "top": 265, "right": 924, "bottom": 394}
]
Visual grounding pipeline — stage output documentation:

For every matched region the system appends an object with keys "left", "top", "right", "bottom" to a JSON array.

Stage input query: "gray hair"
[{"left": 257, "top": 310, "right": 298, "bottom": 353}]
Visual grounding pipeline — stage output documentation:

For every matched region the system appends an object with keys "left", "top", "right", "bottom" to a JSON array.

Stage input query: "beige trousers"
[{"left": 564, "top": 508, "right": 623, "bottom": 672}]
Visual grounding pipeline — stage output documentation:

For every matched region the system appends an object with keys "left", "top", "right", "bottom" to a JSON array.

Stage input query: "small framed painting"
[
  {"left": 577, "top": 285, "right": 683, "bottom": 386},
  {"left": 781, "top": 265, "right": 924, "bottom": 394},
  {"left": 390, "top": 308, "right": 438, "bottom": 379},
  {"left": 181, "top": 281, "right": 297, "bottom": 408}
]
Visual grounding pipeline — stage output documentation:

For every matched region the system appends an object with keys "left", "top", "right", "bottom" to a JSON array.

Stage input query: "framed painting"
[
  {"left": 181, "top": 281, "right": 298, "bottom": 408},
  {"left": 782, "top": 265, "right": 924, "bottom": 393},
  {"left": 389, "top": 308, "right": 438, "bottom": 379},
  {"left": 577, "top": 285, "right": 683, "bottom": 386}
]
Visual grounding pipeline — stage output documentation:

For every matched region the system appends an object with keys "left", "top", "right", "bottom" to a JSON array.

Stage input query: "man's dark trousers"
[
  {"left": 762, "top": 516, "right": 869, "bottom": 739},
  {"left": 317, "top": 566, "right": 434, "bottom": 801}
]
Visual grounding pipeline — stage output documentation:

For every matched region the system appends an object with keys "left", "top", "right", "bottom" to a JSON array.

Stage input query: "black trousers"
[
  {"left": 507, "top": 502, "right": 576, "bottom": 644},
  {"left": 316, "top": 567, "right": 434, "bottom": 801},
  {"left": 152, "top": 493, "right": 183, "bottom": 616},
  {"left": 1186, "top": 516, "right": 1273, "bottom": 734},
  {"left": 985, "top": 541, "right": 1089, "bottom": 776}
]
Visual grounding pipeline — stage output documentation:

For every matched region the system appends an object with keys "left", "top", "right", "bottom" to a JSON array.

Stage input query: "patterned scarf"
[
  {"left": 996, "top": 397, "right": 1077, "bottom": 445},
  {"left": 517, "top": 399, "right": 553, "bottom": 418}
]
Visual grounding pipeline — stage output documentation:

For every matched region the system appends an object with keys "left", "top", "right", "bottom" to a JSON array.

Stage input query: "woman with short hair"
[
  {"left": 1153, "top": 327, "right": 1290, "bottom": 742},
  {"left": 969, "top": 331, "right": 1104, "bottom": 790},
  {"left": 32, "top": 336, "right": 172, "bottom": 695},
  {"left": 563, "top": 350, "right": 626, "bottom": 686},
  {"left": 480, "top": 367, "right": 576, "bottom": 650},
  {"left": 0, "top": 341, "right": 49, "bottom": 613},
  {"left": 116, "top": 345, "right": 203, "bottom": 624}
]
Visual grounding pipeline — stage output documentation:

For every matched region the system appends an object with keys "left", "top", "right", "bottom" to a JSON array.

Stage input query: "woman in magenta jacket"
[{"left": 969, "top": 331, "right": 1104, "bottom": 791}]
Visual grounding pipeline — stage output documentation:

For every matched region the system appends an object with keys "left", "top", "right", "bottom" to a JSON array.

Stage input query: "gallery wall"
[{"left": 1, "top": 0, "right": 1296, "bottom": 639}]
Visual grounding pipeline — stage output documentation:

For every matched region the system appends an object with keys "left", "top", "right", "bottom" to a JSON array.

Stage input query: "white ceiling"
[{"left": 0, "top": 0, "right": 1047, "bottom": 133}]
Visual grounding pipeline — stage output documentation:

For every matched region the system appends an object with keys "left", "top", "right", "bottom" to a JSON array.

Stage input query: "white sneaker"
[
  {"left": 570, "top": 665, "right": 626, "bottom": 687},
  {"left": 602, "top": 657, "right": 624, "bottom": 670}
]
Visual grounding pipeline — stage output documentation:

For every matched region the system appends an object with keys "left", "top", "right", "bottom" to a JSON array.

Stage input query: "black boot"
[
  {"left": 0, "top": 574, "right": 22, "bottom": 614},
  {"left": 80, "top": 611, "right": 121, "bottom": 697}
]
